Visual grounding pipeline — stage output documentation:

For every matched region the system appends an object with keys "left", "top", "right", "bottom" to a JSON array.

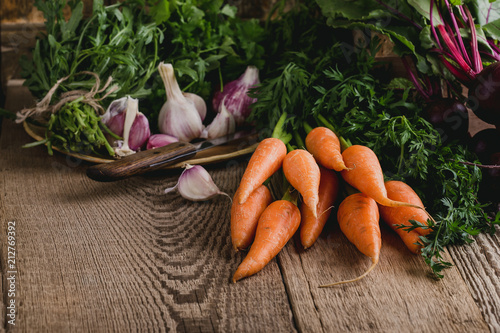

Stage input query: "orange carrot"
[
  {"left": 231, "top": 185, "right": 273, "bottom": 251},
  {"left": 232, "top": 199, "right": 301, "bottom": 283},
  {"left": 300, "top": 167, "right": 339, "bottom": 249},
  {"left": 320, "top": 193, "right": 381, "bottom": 287},
  {"left": 305, "top": 127, "right": 348, "bottom": 171},
  {"left": 340, "top": 145, "right": 434, "bottom": 223},
  {"left": 237, "top": 138, "right": 287, "bottom": 205},
  {"left": 379, "top": 214, "right": 422, "bottom": 254},
  {"left": 283, "top": 149, "right": 321, "bottom": 218},
  {"left": 381, "top": 180, "right": 432, "bottom": 236},
  {"left": 377, "top": 180, "right": 432, "bottom": 254}
]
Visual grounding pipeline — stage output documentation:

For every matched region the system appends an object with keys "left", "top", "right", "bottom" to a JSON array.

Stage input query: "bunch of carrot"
[{"left": 230, "top": 126, "right": 434, "bottom": 285}]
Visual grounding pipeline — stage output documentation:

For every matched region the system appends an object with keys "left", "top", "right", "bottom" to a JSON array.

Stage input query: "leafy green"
[
  {"left": 315, "top": 0, "right": 500, "bottom": 82},
  {"left": 21, "top": 0, "right": 164, "bottom": 101},
  {"left": 155, "top": 0, "right": 266, "bottom": 93}
]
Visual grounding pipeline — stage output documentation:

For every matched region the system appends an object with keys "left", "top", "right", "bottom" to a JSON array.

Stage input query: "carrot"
[
  {"left": 379, "top": 213, "right": 422, "bottom": 254},
  {"left": 283, "top": 149, "right": 321, "bottom": 218},
  {"left": 320, "top": 193, "right": 381, "bottom": 287},
  {"left": 237, "top": 138, "right": 287, "bottom": 205},
  {"left": 231, "top": 185, "right": 273, "bottom": 251},
  {"left": 377, "top": 180, "right": 432, "bottom": 254},
  {"left": 340, "top": 145, "right": 435, "bottom": 223},
  {"left": 232, "top": 199, "right": 301, "bottom": 283},
  {"left": 300, "top": 167, "right": 339, "bottom": 249},
  {"left": 305, "top": 127, "right": 348, "bottom": 171},
  {"left": 381, "top": 180, "right": 432, "bottom": 236}
]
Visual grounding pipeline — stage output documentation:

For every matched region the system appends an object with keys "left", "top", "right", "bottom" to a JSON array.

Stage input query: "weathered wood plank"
[
  {"left": 0, "top": 86, "right": 297, "bottom": 332},
  {"left": 449, "top": 233, "right": 500, "bottom": 332},
  {"left": 278, "top": 220, "right": 490, "bottom": 332}
]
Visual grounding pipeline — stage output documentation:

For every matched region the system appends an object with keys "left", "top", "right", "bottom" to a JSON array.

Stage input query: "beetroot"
[
  {"left": 424, "top": 98, "right": 469, "bottom": 143},
  {"left": 467, "top": 62, "right": 500, "bottom": 126},
  {"left": 468, "top": 129, "right": 500, "bottom": 164}
]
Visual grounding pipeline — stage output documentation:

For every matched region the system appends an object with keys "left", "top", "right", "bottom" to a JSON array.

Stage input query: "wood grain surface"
[{"left": 1, "top": 84, "right": 499, "bottom": 332}]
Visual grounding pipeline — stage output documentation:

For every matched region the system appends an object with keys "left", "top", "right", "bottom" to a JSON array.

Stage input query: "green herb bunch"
[{"left": 21, "top": 0, "right": 164, "bottom": 101}]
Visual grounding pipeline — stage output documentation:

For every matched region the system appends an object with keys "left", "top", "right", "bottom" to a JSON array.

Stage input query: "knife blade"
[{"left": 86, "top": 129, "right": 259, "bottom": 182}]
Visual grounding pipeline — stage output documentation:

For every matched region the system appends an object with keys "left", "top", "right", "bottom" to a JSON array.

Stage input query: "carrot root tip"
[{"left": 318, "top": 258, "right": 378, "bottom": 288}]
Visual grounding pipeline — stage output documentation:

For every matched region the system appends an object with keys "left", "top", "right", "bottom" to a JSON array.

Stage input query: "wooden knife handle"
[{"left": 86, "top": 142, "right": 197, "bottom": 182}]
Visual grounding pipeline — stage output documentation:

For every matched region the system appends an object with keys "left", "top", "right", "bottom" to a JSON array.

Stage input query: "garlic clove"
[
  {"left": 157, "top": 62, "right": 204, "bottom": 142},
  {"left": 128, "top": 113, "right": 151, "bottom": 151},
  {"left": 105, "top": 112, "right": 126, "bottom": 137},
  {"left": 183, "top": 92, "right": 207, "bottom": 121},
  {"left": 147, "top": 133, "right": 179, "bottom": 150},
  {"left": 200, "top": 101, "right": 236, "bottom": 139},
  {"left": 165, "top": 164, "right": 231, "bottom": 201},
  {"left": 212, "top": 65, "right": 260, "bottom": 126}
]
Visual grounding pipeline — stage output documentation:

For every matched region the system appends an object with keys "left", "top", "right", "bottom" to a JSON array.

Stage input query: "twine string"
[{"left": 16, "top": 72, "right": 118, "bottom": 123}]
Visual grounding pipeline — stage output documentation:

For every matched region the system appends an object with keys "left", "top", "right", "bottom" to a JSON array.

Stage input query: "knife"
[{"left": 86, "top": 130, "right": 259, "bottom": 182}]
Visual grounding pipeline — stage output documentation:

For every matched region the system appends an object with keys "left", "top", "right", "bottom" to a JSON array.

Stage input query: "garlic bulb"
[
  {"left": 165, "top": 164, "right": 231, "bottom": 201},
  {"left": 212, "top": 65, "right": 260, "bottom": 126},
  {"left": 201, "top": 101, "right": 235, "bottom": 139},
  {"left": 101, "top": 96, "right": 151, "bottom": 155},
  {"left": 158, "top": 62, "right": 204, "bottom": 142},
  {"left": 147, "top": 133, "right": 179, "bottom": 150}
]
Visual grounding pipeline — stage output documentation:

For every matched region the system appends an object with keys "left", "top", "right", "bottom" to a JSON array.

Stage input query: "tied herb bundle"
[
  {"left": 23, "top": 97, "right": 119, "bottom": 156},
  {"left": 17, "top": 71, "right": 120, "bottom": 156}
]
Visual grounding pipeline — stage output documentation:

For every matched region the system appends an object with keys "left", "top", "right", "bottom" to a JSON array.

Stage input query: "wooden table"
[{"left": 1, "top": 83, "right": 499, "bottom": 332}]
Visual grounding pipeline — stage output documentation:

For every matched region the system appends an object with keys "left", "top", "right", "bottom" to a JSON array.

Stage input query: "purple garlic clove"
[
  {"left": 128, "top": 113, "right": 151, "bottom": 151},
  {"left": 147, "top": 134, "right": 179, "bottom": 150},
  {"left": 164, "top": 164, "right": 231, "bottom": 201}
]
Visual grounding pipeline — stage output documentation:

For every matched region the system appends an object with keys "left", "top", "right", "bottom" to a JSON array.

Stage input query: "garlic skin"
[
  {"left": 101, "top": 96, "right": 151, "bottom": 155},
  {"left": 147, "top": 133, "right": 179, "bottom": 150},
  {"left": 158, "top": 62, "right": 204, "bottom": 142},
  {"left": 200, "top": 102, "right": 236, "bottom": 139},
  {"left": 102, "top": 97, "right": 128, "bottom": 130},
  {"left": 165, "top": 164, "right": 230, "bottom": 201},
  {"left": 212, "top": 65, "right": 260, "bottom": 126},
  {"left": 114, "top": 97, "right": 140, "bottom": 156}
]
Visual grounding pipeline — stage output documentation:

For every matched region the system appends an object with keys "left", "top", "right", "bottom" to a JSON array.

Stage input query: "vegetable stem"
[
  {"left": 443, "top": 0, "right": 471, "bottom": 68},
  {"left": 281, "top": 185, "right": 299, "bottom": 206},
  {"left": 316, "top": 114, "right": 336, "bottom": 133},
  {"left": 293, "top": 130, "right": 305, "bottom": 149}
]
